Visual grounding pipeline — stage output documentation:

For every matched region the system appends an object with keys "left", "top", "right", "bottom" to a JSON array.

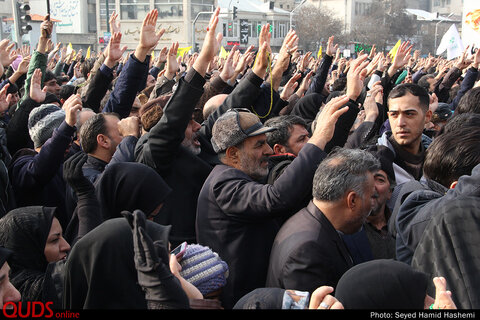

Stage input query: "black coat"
[
  {"left": 135, "top": 69, "right": 266, "bottom": 247},
  {"left": 412, "top": 163, "right": 480, "bottom": 309},
  {"left": 196, "top": 143, "right": 326, "bottom": 309},
  {"left": 266, "top": 201, "right": 354, "bottom": 294}
]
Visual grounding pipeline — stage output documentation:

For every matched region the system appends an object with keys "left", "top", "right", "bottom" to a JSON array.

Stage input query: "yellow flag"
[
  {"left": 219, "top": 46, "right": 228, "bottom": 59},
  {"left": 86, "top": 46, "right": 91, "bottom": 59},
  {"left": 151, "top": 50, "right": 155, "bottom": 60},
  {"left": 67, "top": 42, "right": 73, "bottom": 55},
  {"left": 388, "top": 40, "right": 401, "bottom": 59},
  {"left": 317, "top": 46, "right": 322, "bottom": 58},
  {"left": 177, "top": 46, "right": 192, "bottom": 58}
]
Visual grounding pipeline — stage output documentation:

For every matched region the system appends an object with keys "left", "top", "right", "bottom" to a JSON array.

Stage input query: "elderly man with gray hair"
[
  {"left": 265, "top": 148, "right": 380, "bottom": 295},
  {"left": 196, "top": 91, "right": 352, "bottom": 309}
]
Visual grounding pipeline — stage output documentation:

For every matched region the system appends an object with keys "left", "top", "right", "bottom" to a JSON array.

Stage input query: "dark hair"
[
  {"left": 79, "top": 113, "right": 113, "bottom": 153},
  {"left": 455, "top": 87, "right": 480, "bottom": 115},
  {"left": 81, "top": 58, "right": 96, "bottom": 79},
  {"left": 6, "top": 82, "right": 18, "bottom": 94},
  {"left": 331, "top": 77, "right": 347, "bottom": 92},
  {"left": 441, "top": 113, "right": 480, "bottom": 134},
  {"left": 423, "top": 125, "right": 480, "bottom": 188},
  {"left": 59, "top": 85, "right": 76, "bottom": 101},
  {"left": 43, "top": 70, "right": 56, "bottom": 83},
  {"left": 56, "top": 76, "right": 69, "bottom": 86},
  {"left": 417, "top": 74, "right": 435, "bottom": 93},
  {"left": 264, "top": 115, "right": 308, "bottom": 148},
  {"left": 388, "top": 83, "right": 430, "bottom": 111}
]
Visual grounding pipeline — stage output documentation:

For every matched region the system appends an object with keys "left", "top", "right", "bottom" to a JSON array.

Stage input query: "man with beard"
[
  {"left": 363, "top": 145, "right": 396, "bottom": 260},
  {"left": 196, "top": 93, "right": 352, "bottom": 309},
  {"left": 136, "top": 10, "right": 280, "bottom": 248}
]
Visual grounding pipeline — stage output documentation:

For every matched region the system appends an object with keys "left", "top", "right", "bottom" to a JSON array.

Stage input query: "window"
[
  {"left": 120, "top": 0, "right": 150, "bottom": 20},
  {"left": 273, "top": 21, "right": 287, "bottom": 38},
  {"left": 191, "top": 0, "right": 215, "bottom": 20},
  {"left": 155, "top": 0, "right": 183, "bottom": 19},
  {"left": 355, "top": 2, "right": 371, "bottom": 16},
  {"left": 251, "top": 21, "right": 261, "bottom": 38}
]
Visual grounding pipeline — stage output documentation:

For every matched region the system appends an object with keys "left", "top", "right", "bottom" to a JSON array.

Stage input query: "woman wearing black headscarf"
[
  {"left": 64, "top": 159, "right": 172, "bottom": 245},
  {"left": 63, "top": 215, "right": 188, "bottom": 309},
  {"left": 0, "top": 246, "right": 21, "bottom": 306},
  {"left": 334, "top": 259, "right": 457, "bottom": 309},
  {"left": 94, "top": 162, "right": 172, "bottom": 220},
  {"left": 0, "top": 206, "right": 70, "bottom": 308}
]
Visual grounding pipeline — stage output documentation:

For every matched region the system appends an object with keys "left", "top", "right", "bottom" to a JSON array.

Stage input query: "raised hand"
[
  {"left": 63, "top": 94, "right": 83, "bottom": 127},
  {"left": 220, "top": 45, "right": 238, "bottom": 83},
  {"left": 193, "top": 7, "right": 222, "bottom": 76},
  {"left": 364, "top": 81, "right": 382, "bottom": 122},
  {"left": 157, "top": 46, "right": 168, "bottom": 65},
  {"left": 0, "top": 40, "right": 15, "bottom": 68},
  {"left": 252, "top": 24, "right": 272, "bottom": 79},
  {"left": 473, "top": 47, "right": 480, "bottom": 69},
  {"left": 165, "top": 42, "right": 179, "bottom": 80},
  {"left": 29, "top": 68, "right": 47, "bottom": 103},
  {"left": 16, "top": 55, "right": 31, "bottom": 75},
  {"left": 368, "top": 44, "right": 376, "bottom": 60},
  {"left": 454, "top": 46, "right": 473, "bottom": 70},
  {"left": 280, "top": 72, "right": 301, "bottom": 101},
  {"left": 272, "top": 29, "right": 298, "bottom": 89},
  {"left": 389, "top": 41, "right": 413, "bottom": 77},
  {"left": 309, "top": 95, "right": 350, "bottom": 150},
  {"left": 104, "top": 31, "right": 128, "bottom": 68},
  {"left": 346, "top": 54, "right": 369, "bottom": 101},
  {"left": 234, "top": 45, "right": 254, "bottom": 77},
  {"left": 296, "top": 70, "right": 313, "bottom": 97},
  {"left": 326, "top": 36, "right": 339, "bottom": 57},
  {"left": 109, "top": 11, "right": 121, "bottom": 34},
  {"left": 135, "top": 9, "right": 165, "bottom": 62},
  {"left": 0, "top": 83, "right": 10, "bottom": 114}
]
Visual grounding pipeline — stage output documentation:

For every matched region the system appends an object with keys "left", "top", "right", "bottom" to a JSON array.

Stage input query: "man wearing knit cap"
[
  {"left": 9, "top": 94, "right": 82, "bottom": 229},
  {"left": 196, "top": 80, "right": 352, "bottom": 309}
]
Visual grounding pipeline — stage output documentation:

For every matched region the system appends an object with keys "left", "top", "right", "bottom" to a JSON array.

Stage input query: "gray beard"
[{"left": 181, "top": 139, "right": 201, "bottom": 155}]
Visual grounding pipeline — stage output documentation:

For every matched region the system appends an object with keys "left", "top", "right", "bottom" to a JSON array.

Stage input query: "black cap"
[{"left": 367, "top": 145, "right": 396, "bottom": 183}]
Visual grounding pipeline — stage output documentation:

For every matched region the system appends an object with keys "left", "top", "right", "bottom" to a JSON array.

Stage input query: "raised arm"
[{"left": 102, "top": 10, "right": 164, "bottom": 118}]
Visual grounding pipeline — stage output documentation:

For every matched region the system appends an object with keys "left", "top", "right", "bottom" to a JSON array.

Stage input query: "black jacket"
[
  {"left": 394, "top": 178, "right": 447, "bottom": 265},
  {"left": 266, "top": 201, "right": 354, "bottom": 294},
  {"left": 412, "top": 163, "right": 480, "bottom": 308},
  {"left": 135, "top": 69, "right": 267, "bottom": 247},
  {"left": 196, "top": 143, "right": 326, "bottom": 309}
]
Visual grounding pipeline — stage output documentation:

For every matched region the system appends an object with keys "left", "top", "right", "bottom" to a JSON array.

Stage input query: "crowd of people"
[{"left": 0, "top": 6, "right": 477, "bottom": 311}]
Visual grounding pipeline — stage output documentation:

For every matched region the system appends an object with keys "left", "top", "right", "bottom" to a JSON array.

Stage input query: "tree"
[
  {"left": 348, "top": 0, "right": 416, "bottom": 52},
  {"left": 293, "top": 4, "right": 344, "bottom": 52}
]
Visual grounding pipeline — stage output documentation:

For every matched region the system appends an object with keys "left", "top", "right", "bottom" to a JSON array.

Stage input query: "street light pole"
[
  {"left": 192, "top": 11, "right": 214, "bottom": 53},
  {"left": 290, "top": 0, "right": 306, "bottom": 30}
]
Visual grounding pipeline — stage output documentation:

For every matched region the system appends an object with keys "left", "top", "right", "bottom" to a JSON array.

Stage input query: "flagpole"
[{"left": 434, "top": 13, "right": 454, "bottom": 55}]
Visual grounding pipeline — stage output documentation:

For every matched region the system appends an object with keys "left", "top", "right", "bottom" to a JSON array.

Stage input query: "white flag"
[{"left": 436, "top": 24, "right": 464, "bottom": 60}]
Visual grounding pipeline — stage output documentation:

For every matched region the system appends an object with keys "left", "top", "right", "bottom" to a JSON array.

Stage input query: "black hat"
[
  {"left": 366, "top": 145, "right": 396, "bottom": 183},
  {"left": 432, "top": 103, "right": 453, "bottom": 123}
]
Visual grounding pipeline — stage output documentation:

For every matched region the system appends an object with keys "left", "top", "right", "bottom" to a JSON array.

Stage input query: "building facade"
[{"left": 219, "top": 0, "right": 291, "bottom": 52}]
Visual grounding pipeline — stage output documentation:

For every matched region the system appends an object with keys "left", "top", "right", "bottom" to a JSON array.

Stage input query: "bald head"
[{"left": 203, "top": 94, "right": 228, "bottom": 120}]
